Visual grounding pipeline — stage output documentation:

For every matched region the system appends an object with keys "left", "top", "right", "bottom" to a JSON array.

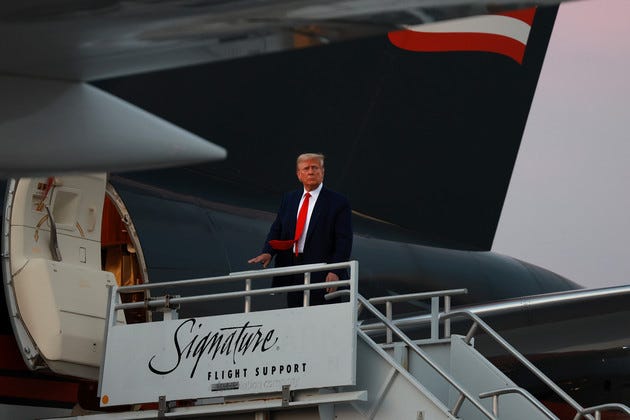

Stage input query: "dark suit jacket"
[{"left": 263, "top": 186, "right": 353, "bottom": 286}]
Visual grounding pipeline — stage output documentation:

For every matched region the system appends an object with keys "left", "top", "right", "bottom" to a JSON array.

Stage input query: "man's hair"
[{"left": 296, "top": 153, "right": 325, "bottom": 169}]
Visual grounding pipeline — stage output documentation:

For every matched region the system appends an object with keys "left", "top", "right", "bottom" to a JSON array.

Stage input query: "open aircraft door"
[{"left": 2, "top": 175, "right": 137, "bottom": 380}]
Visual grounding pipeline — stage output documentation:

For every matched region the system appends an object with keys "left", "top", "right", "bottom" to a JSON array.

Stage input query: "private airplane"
[{"left": 2, "top": 0, "right": 630, "bottom": 418}]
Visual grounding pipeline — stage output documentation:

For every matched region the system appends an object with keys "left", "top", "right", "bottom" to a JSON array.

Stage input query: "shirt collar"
[{"left": 303, "top": 183, "right": 323, "bottom": 199}]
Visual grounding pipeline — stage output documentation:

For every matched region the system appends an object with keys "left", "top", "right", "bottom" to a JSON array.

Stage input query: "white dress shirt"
[{"left": 296, "top": 183, "right": 322, "bottom": 253}]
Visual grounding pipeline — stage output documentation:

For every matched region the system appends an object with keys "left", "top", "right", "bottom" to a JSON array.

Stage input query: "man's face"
[{"left": 296, "top": 158, "right": 324, "bottom": 191}]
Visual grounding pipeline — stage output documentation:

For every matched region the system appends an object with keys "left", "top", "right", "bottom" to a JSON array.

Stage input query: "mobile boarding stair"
[{"left": 63, "top": 261, "right": 630, "bottom": 419}]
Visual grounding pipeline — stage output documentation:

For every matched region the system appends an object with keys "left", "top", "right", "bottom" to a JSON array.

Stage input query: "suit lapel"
[{"left": 288, "top": 190, "right": 301, "bottom": 237}]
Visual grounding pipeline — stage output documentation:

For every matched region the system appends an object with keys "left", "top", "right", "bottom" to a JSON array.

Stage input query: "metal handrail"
[
  {"left": 116, "top": 261, "right": 351, "bottom": 292},
  {"left": 368, "top": 289, "right": 468, "bottom": 304},
  {"left": 442, "top": 310, "right": 593, "bottom": 420},
  {"left": 574, "top": 403, "right": 630, "bottom": 420},
  {"left": 111, "top": 261, "right": 356, "bottom": 313},
  {"left": 479, "top": 387, "right": 557, "bottom": 419},
  {"left": 362, "top": 284, "right": 630, "bottom": 333},
  {"left": 368, "top": 289, "right": 468, "bottom": 343},
  {"left": 327, "top": 290, "right": 497, "bottom": 419},
  {"left": 115, "top": 280, "right": 351, "bottom": 311}
]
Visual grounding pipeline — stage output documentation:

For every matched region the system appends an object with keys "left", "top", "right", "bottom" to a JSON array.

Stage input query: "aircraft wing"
[
  {"left": 2, "top": 0, "right": 566, "bottom": 82},
  {"left": 0, "top": 0, "right": 569, "bottom": 176}
]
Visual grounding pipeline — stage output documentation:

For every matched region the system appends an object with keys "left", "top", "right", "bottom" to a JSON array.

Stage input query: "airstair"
[{"left": 55, "top": 261, "right": 630, "bottom": 419}]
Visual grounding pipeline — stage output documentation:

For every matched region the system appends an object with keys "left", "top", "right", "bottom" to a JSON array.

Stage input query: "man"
[{"left": 248, "top": 153, "right": 353, "bottom": 307}]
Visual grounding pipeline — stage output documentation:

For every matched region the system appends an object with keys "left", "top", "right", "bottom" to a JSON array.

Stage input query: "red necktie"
[
  {"left": 293, "top": 192, "right": 311, "bottom": 255},
  {"left": 268, "top": 192, "right": 311, "bottom": 255}
]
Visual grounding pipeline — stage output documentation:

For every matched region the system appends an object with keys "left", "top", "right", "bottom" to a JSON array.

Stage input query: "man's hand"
[
  {"left": 248, "top": 253, "right": 271, "bottom": 268},
  {"left": 325, "top": 271, "right": 339, "bottom": 293}
]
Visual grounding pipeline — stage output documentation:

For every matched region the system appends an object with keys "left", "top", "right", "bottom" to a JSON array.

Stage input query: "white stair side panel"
[
  {"left": 448, "top": 335, "right": 553, "bottom": 420},
  {"left": 333, "top": 331, "right": 456, "bottom": 420},
  {"left": 402, "top": 340, "right": 453, "bottom": 406}
]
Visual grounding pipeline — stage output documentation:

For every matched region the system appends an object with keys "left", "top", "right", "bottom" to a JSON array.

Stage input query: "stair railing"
[
  {"left": 110, "top": 261, "right": 355, "bottom": 316},
  {"left": 442, "top": 310, "right": 610, "bottom": 420},
  {"left": 327, "top": 290, "right": 497, "bottom": 419},
  {"left": 479, "top": 387, "right": 556, "bottom": 419},
  {"left": 573, "top": 403, "right": 630, "bottom": 420},
  {"left": 368, "top": 289, "right": 468, "bottom": 344}
]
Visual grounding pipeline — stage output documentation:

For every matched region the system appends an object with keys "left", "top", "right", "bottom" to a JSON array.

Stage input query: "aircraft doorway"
[
  {"left": 2, "top": 176, "right": 149, "bottom": 380},
  {"left": 101, "top": 184, "right": 149, "bottom": 324}
]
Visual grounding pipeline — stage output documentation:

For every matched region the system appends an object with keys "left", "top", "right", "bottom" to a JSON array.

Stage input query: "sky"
[{"left": 492, "top": 0, "right": 630, "bottom": 289}]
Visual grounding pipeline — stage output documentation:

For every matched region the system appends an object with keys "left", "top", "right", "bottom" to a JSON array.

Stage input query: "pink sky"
[{"left": 493, "top": 0, "right": 630, "bottom": 288}]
